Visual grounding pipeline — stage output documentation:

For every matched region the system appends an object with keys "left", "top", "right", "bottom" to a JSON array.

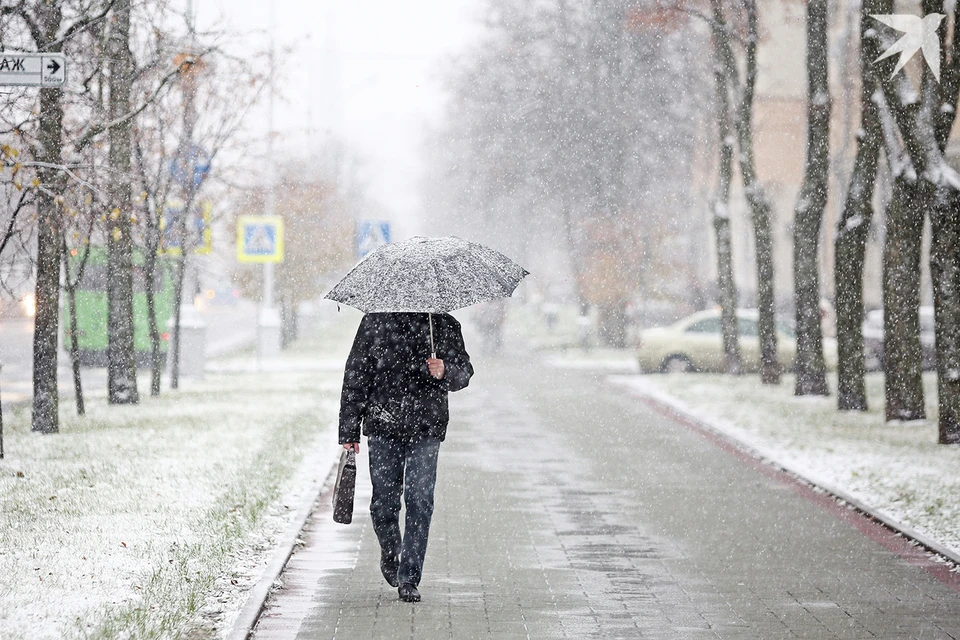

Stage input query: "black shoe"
[
  {"left": 398, "top": 583, "right": 421, "bottom": 602},
  {"left": 380, "top": 552, "right": 399, "bottom": 588}
]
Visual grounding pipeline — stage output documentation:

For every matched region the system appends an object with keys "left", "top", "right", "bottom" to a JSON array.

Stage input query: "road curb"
[
  {"left": 627, "top": 385, "right": 960, "bottom": 569},
  {"left": 226, "top": 449, "right": 342, "bottom": 640}
]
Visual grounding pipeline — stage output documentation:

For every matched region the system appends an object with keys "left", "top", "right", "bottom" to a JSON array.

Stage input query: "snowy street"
[
  {"left": 5, "top": 0, "right": 960, "bottom": 635},
  {"left": 254, "top": 356, "right": 960, "bottom": 639}
]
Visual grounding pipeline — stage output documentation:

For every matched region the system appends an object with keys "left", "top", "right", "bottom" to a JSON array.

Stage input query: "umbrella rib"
[{"left": 470, "top": 246, "right": 518, "bottom": 293}]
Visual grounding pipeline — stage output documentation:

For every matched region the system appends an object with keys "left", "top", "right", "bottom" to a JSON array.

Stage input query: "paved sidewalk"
[{"left": 254, "top": 358, "right": 960, "bottom": 639}]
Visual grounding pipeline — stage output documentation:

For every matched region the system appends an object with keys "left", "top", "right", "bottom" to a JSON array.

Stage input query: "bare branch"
[
  {"left": 72, "top": 60, "right": 187, "bottom": 151},
  {"left": 18, "top": 160, "right": 103, "bottom": 194},
  {"left": 43, "top": 0, "right": 118, "bottom": 50},
  {"left": 0, "top": 186, "right": 32, "bottom": 257},
  {"left": 1, "top": 1, "right": 43, "bottom": 48},
  {"left": 675, "top": 4, "right": 748, "bottom": 48},
  {"left": 873, "top": 89, "right": 915, "bottom": 181}
]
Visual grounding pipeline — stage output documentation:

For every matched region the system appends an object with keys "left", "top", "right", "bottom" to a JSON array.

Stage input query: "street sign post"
[
  {"left": 0, "top": 52, "right": 67, "bottom": 87},
  {"left": 237, "top": 216, "right": 284, "bottom": 264},
  {"left": 237, "top": 216, "right": 284, "bottom": 361}
]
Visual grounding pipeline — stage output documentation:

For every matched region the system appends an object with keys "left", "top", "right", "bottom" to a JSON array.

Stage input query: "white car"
[{"left": 637, "top": 308, "right": 837, "bottom": 373}]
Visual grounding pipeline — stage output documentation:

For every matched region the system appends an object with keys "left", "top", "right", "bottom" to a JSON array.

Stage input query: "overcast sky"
[{"left": 199, "top": 0, "right": 483, "bottom": 237}]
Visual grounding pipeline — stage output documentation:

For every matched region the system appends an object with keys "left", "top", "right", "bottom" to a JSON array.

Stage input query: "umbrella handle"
[{"left": 429, "top": 313, "right": 436, "bottom": 359}]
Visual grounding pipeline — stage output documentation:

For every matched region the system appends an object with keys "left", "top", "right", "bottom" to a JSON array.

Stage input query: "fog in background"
[{"left": 199, "top": 0, "right": 483, "bottom": 239}]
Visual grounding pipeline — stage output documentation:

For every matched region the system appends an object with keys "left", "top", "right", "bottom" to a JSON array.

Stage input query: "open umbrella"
[{"left": 325, "top": 236, "right": 529, "bottom": 355}]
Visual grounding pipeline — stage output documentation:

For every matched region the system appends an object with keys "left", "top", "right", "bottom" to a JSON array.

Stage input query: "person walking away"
[{"left": 339, "top": 312, "right": 473, "bottom": 603}]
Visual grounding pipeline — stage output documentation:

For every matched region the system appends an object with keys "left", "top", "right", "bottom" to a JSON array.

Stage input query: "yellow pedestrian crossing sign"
[{"left": 237, "top": 215, "right": 284, "bottom": 263}]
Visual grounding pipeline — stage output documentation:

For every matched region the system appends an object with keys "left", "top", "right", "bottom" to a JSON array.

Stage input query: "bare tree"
[
  {"left": 871, "top": 0, "right": 960, "bottom": 440},
  {"left": 1, "top": 0, "right": 242, "bottom": 427},
  {"left": 707, "top": 2, "right": 741, "bottom": 375},
  {"left": 165, "top": 47, "right": 268, "bottom": 389},
  {"left": 710, "top": 0, "right": 781, "bottom": 384},
  {"left": 834, "top": 0, "right": 883, "bottom": 412},
  {"left": 61, "top": 207, "right": 96, "bottom": 416},
  {"left": 427, "top": 0, "right": 701, "bottom": 339},
  {"left": 8, "top": 1, "right": 71, "bottom": 434},
  {"left": 132, "top": 134, "right": 173, "bottom": 396},
  {"left": 793, "top": 0, "right": 831, "bottom": 396},
  {"left": 925, "top": 1, "right": 960, "bottom": 443}
]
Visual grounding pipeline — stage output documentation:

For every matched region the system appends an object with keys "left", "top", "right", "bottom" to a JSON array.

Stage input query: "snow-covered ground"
[
  {"left": 609, "top": 371, "right": 960, "bottom": 558},
  {"left": 0, "top": 312, "right": 358, "bottom": 639}
]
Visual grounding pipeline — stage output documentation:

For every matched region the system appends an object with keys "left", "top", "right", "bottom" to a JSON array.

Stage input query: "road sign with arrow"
[{"left": 0, "top": 52, "right": 67, "bottom": 87}]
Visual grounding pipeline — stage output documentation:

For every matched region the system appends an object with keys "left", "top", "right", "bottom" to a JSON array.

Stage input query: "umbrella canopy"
[{"left": 324, "top": 236, "right": 529, "bottom": 314}]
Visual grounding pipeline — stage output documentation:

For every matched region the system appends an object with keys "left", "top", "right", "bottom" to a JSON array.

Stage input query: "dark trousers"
[{"left": 368, "top": 435, "right": 441, "bottom": 587}]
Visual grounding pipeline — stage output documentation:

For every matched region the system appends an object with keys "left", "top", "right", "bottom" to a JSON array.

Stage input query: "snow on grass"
[
  {"left": 0, "top": 312, "right": 359, "bottom": 639},
  {"left": 609, "top": 371, "right": 960, "bottom": 557}
]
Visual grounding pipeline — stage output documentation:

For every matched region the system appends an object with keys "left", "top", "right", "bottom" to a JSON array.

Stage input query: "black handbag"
[{"left": 332, "top": 449, "right": 357, "bottom": 524}]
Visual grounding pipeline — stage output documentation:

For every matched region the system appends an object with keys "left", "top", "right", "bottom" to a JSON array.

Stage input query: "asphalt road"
[
  {"left": 0, "top": 301, "right": 258, "bottom": 405},
  {"left": 255, "top": 356, "right": 960, "bottom": 639}
]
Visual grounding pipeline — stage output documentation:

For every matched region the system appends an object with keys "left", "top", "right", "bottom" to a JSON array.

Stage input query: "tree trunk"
[
  {"left": 929, "top": 255, "right": 960, "bottom": 438},
  {"left": 31, "top": 4, "right": 65, "bottom": 434},
  {"left": 144, "top": 248, "right": 163, "bottom": 397},
  {"left": 597, "top": 301, "right": 627, "bottom": 348},
  {"left": 835, "top": 21, "right": 881, "bottom": 410},
  {"left": 870, "top": 1, "right": 960, "bottom": 432},
  {"left": 134, "top": 139, "right": 164, "bottom": 396},
  {"left": 708, "top": 11, "right": 742, "bottom": 375},
  {"left": 713, "top": 214, "right": 741, "bottom": 373},
  {"left": 750, "top": 197, "right": 782, "bottom": 385},
  {"left": 280, "top": 295, "right": 298, "bottom": 348},
  {"left": 62, "top": 240, "right": 85, "bottom": 416},
  {"left": 793, "top": 0, "right": 831, "bottom": 396},
  {"left": 170, "top": 252, "right": 187, "bottom": 390},
  {"left": 928, "top": 1, "right": 960, "bottom": 443},
  {"left": 560, "top": 204, "right": 589, "bottom": 313},
  {"left": 106, "top": 0, "right": 139, "bottom": 405},
  {"left": 882, "top": 178, "right": 926, "bottom": 421},
  {"left": 930, "top": 190, "right": 960, "bottom": 444}
]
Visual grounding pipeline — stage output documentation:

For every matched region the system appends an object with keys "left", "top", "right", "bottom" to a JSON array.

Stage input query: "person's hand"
[
  {"left": 426, "top": 358, "right": 445, "bottom": 379},
  {"left": 343, "top": 442, "right": 360, "bottom": 454}
]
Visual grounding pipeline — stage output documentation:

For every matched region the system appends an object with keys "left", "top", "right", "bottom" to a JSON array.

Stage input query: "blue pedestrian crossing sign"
[
  {"left": 160, "top": 199, "right": 212, "bottom": 255},
  {"left": 237, "top": 215, "right": 284, "bottom": 263},
  {"left": 357, "top": 220, "right": 390, "bottom": 258}
]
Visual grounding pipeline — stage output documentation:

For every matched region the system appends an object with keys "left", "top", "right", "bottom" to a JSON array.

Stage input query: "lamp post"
[{"left": 257, "top": 0, "right": 282, "bottom": 363}]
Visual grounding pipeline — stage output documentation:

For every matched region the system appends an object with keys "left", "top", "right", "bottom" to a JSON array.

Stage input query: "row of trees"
[
  {"left": 0, "top": 0, "right": 267, "bottom": 434},
  {"left": 425, "top": 0, "right": 705, "bottom": 347},
  {"left": 701, "top": 0, "right": 960, "bottom": 444},
  {"left": 431, "top": 0, "right": 960, "bottom": 444}
]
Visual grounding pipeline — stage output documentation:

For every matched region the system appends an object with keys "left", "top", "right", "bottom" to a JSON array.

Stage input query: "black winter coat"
[{"left": 338, "top": 313, "right": 473, "bottom": 443}]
